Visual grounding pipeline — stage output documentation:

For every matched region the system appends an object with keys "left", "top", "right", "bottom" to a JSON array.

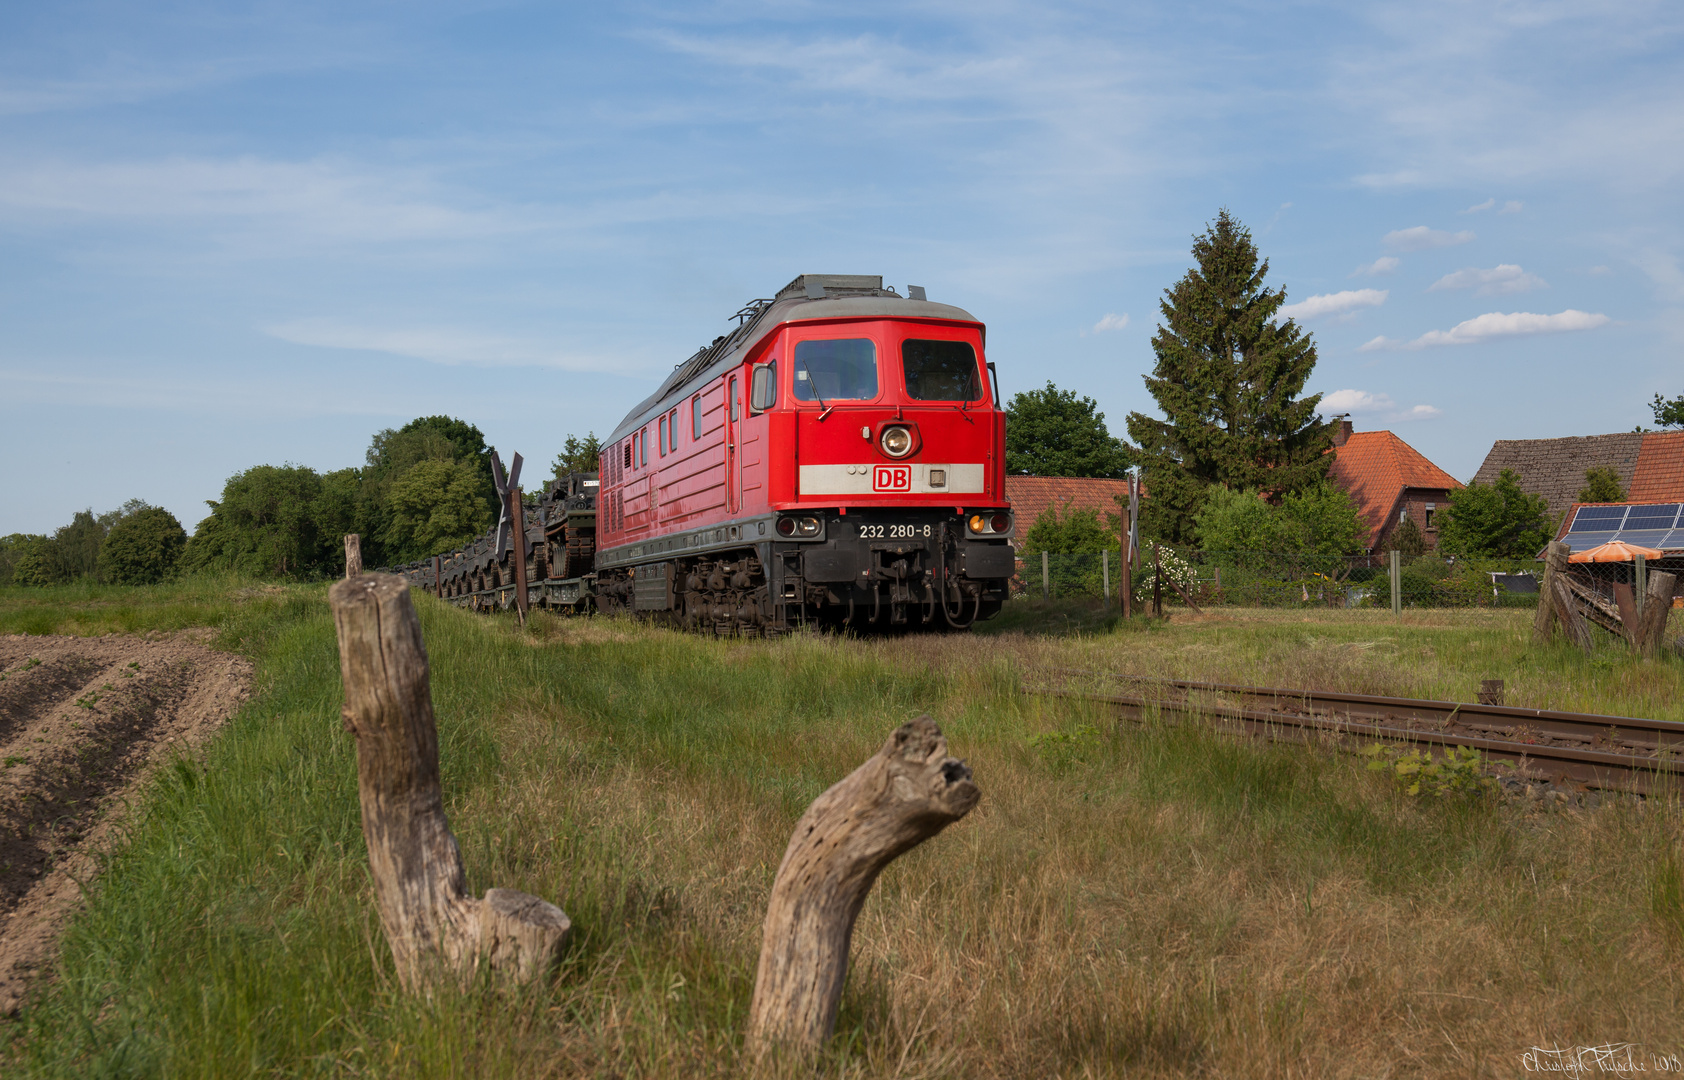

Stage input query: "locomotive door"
[{"left": 726, "top": 374, "right": 739, "bottom": 513}]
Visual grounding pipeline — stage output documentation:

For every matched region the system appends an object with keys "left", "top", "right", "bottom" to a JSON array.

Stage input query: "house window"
[
  {"left": 1424, "top": 503, "right": 1436, "bottom": 530},
  {"left": 659, "top": 416, "right": 667, "bottom": 456}
]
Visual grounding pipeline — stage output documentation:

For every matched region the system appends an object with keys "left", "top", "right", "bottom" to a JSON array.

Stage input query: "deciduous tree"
[
  {"left": 1578, "top": 466, "right": 1625, "bottom": 504},
  {"left": 382, "top": 459, "right": 492, "bottom": 563},
  {"left": 1652, "top": 392, "right": 1684, "bottom": 429},
  {"left": 98, "top": 507, "right": 188, "bottom": 584},
  {"left": 1127, "top": 209, "right": 1334, "bottom": 544},
  {"left": 1004, "top": 383, "right": 1130, "bottom": 477},
  {"left": 551, "top": 433, "right": 603, "bottom": 483},
  {"left": 1438, "top": 468, "right": 1552, "bottom": 558}
]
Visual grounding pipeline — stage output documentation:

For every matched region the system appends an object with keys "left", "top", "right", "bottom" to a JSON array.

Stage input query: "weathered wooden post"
[
  {"left": 1636, "top": 571, "right": 1677, "bottom": 658},
  {"left": 1389, "top": 549, "right": 1401, "bottom": 616},
  {"left": 344, "top": 534, "right": 362, "bottom": 578},
  {"left": 1119, "top": 501, "right": 1132, "bottom": 619},
  {"left": 511, "top": 487, "right": 530, "bottom": 621},
  {"left": 1534, "top": 541, "right": 1568, "bottom": 643},
  {"left": 1042, "top": 550, "right": 1050, "bottom": 601},
  {"left": 329, "top": 573, "right": 570, "bottom": 991},
  {"left": 747, "top": 715, "right": 978, "bottom": 1054},
  {"left": 1153, "top": 542, "right": 1163, "bottom": 617},
  {"left": 1548, "top": 573, "right": 1595, "bottom": 654}
]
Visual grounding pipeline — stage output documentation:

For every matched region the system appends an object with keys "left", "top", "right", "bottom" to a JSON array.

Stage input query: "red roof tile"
[
  {"left": 1327, "top": 430, "right": 1463, "bottom": 548},
  {"left": 1004, "top": 476, "right": 1130, "bottom": 548},
  {"left": 1629, "top": 431, "right": 1684, "bottom": 502}
]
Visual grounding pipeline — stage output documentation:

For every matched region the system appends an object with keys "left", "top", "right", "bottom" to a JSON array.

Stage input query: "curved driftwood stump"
[
  {"left": 329, "top": 573, "right": 570, "bottom": 992},
  {"left": 747, "top": 715, "right": 979, "bottom": 1053}
]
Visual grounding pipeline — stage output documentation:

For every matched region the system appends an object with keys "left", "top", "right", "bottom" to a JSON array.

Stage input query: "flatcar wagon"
[{"left": 396, "top": 274, "right": 1017, "bottom": 635}]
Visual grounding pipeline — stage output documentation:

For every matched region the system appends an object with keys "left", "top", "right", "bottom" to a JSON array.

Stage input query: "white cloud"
[
  {"left": 1427, "top": 264, "right": 1547, "bottom": 296},
  {"left": 1359, "top": 309, "right": 1610, "bottom": 351},
  {"left": 1352, "top": 256, "right": 1400, "bottom": 277},
  {"left": 1462, "top": 198, "right": 1495, "bottom": 214},
  {"left": 1321, "top": 388, "right": 1394, "bottom": 413},
  {"left": 1499, "top": 200, "right": 1523, "bottom": 214},
  {"left": 1279, "top": 289, "right": 1388, "bottom": 321},
  {"left": 264, "top": 319, "right": 631, "bottom": 372},
  {"left": 1319, "top": 389, "right": 1442, "bottom": 422},
  {"left": 1383, "top": 225, "right": 1476, "bottom": 251},
  {"left": 1092, "top": 312, "right": 1130, "bottom": 332}
]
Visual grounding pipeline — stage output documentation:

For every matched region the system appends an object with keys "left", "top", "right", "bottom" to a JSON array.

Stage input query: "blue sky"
[{"left": 3, "top": 1, "right": 1681, "bottom": 534}]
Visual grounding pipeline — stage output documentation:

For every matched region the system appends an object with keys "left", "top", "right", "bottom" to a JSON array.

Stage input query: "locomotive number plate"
[{"left": 872, "top": 465, "right": 912, "bottom": 492}]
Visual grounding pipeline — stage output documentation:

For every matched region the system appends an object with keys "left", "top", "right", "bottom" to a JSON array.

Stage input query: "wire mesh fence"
[{"left": 1011, "top": 548, "right": 1565, "bottom": 611}]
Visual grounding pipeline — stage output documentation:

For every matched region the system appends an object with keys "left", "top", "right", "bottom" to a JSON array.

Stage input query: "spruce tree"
[{"left": 1127, "top": 209, "right": 1333, "bottom": 545}]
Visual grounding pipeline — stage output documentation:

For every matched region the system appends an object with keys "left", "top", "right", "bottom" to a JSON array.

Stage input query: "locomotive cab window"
[
  {"left": 792, "top": 338, "right": 878, "bottom": 401},
  {"left": 658, "top": 416, "right": 667, "bottom": 456},
  {"left": 902, "top": 339, "right": 981, "bottom": 401},
  {"left": 668, "top": 409, "right": 678, "bottom": 452},
  {"left": 692, "top": 395, "right": 704, "bottom": 439}
]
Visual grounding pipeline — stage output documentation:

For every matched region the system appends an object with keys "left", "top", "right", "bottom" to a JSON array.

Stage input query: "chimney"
[{"left": 1332, "top": 415, "right": 1353, "bottom": 447}]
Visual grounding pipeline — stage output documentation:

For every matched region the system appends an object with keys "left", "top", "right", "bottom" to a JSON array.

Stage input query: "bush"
[
  {"left": 98, "top": 507, "right": 188, "bottom": 585},
  {"left": 9, "top": 537, "right": 59, "bottom": 587}
]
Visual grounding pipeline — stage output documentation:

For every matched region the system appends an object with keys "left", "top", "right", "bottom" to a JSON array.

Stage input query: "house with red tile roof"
[
  {"left": 1003, "top": 475, "right": 1130, "bottom": 550},
  {"left": 1471, "top": 430, "right": 1684, "bottom": 523},
  {"left": 1326, "top": 420, "right": 1463, "bottom": 554}
]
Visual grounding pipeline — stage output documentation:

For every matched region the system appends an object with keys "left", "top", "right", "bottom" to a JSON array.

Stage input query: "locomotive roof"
[{"left": 608, "top": 274, "right": 980, "bottom": 442}]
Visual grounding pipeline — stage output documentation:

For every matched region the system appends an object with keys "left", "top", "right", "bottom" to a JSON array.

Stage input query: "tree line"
[{"left": 1, "top": 417, "right": 603, "bottom": 587}]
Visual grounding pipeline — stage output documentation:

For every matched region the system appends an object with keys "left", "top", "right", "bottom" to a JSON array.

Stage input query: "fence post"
[
  {"left": 344, "top": 534, "right": 362, "bottom": 578},
  {"left": 1153, "top": 542, "right": 1163, "bottom": 618},
  {"left": 748, "top": 716, "right": 978, "bottom": 1054},
  {"left": 1119, "top": 504, "right": 1132, "bottom": 619},
  {"left": 1101, "top": 550, "right": 1110, "bottom": 614},
  {"left": 1636, "top": 554, "right": 1648, "bottom": 622},
  {"left": 1389, "top": 549, "right": 1401, "bottom": 616},
  {"left": 328, "top": 573, "right": 570, "bottom": 991},
  {"left": 1042, "top": 550, "right": 1050, "bottom": 601}
]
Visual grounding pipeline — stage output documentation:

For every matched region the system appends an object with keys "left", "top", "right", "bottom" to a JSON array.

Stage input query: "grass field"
[{"left": 3, "top": 581, "right": 1683, "bottom": 1077}]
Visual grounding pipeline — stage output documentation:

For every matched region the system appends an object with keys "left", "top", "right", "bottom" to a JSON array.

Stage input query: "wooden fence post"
[
  {"left": 1548, "top": 574, "right": 1595, "bottom": 654},
  {"left": 1389, "top": 549, "right": 1401, "bottom": 616},
  {"left": 329, "top": 573, "right": 570, "bottom": 991},
  {"left": 344, "top": 534, "right": 362, "bottom": 578},
  {"left": 1042, "top": 551, "right": 1050, "bottom": 601},
  {"left": 1636, "top": 571, "right": 1676, "bottom": 658},
  {"left": 1534, "top": 541, "right": 1567, "bottom": 643},
  {"left": 747, "top": 715, "right": 979, "bottom": 1054},
  {"left": 1152, "top": 543, "right": 1163, "bottom": 618},
  {"left": 1119, "top": 504, "right": 1132, "bottom": 619}
]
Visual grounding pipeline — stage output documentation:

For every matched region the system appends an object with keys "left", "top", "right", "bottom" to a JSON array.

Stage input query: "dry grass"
[{"left": 10, "top": 589, "right": 1684, "bottom": 1077}]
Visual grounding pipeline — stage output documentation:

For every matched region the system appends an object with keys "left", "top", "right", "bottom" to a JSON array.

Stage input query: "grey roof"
[
  {"left": 608, "top": 275, "right": 980, "bottom": 442},
  {"left": 1471, "top": 433, "right": 1643, "bottom": 524}
]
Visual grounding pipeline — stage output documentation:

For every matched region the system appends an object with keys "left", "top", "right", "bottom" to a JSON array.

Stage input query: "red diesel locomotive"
[
  {"left": 403, "top": 274, "right": 1017, "bottom": 634},
  {"left": 592, "top": 273, "right": 1015, "bottom": 632}
]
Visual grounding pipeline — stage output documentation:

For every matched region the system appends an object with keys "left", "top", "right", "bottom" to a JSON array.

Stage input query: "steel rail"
[{"left": 1026, "top": 670, "right": 1684, "bottom": 795}]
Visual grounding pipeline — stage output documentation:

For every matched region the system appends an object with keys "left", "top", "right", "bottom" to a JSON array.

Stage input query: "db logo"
[{"left": 873, "top": 465, "right": 912, "bottom": 492}]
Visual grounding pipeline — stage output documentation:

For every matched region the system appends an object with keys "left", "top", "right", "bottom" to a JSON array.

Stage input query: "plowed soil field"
[{"left": 0, "top": 633, "right": 251, "bottom": 1013}]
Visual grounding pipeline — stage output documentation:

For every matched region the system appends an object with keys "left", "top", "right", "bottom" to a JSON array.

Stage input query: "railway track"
[{"left": 1026, "top": 670, "right": 1684, "bottom": 795}]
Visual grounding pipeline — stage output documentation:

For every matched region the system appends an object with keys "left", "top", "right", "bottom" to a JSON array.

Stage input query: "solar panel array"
[{"left": 1561, "top": 503, "right": 1684, "bottom": 553}]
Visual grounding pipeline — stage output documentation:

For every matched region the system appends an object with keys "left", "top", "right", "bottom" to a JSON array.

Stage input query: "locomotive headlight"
[
  {"left": 776, "top": 516, "right": 824, "bottom": 539},
  {"left": 879, "top": 425, "right": 914, "bottom": 458}
]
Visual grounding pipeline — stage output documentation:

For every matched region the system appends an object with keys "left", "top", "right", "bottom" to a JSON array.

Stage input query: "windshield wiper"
[{"left": 800, "top": 357, "right": 833, "bottom": 421}]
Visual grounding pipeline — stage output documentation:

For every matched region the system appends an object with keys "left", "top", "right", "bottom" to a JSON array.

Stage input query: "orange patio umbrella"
[{"left": 1568, "top": 540, "right": 1665, "bottom": 563}]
